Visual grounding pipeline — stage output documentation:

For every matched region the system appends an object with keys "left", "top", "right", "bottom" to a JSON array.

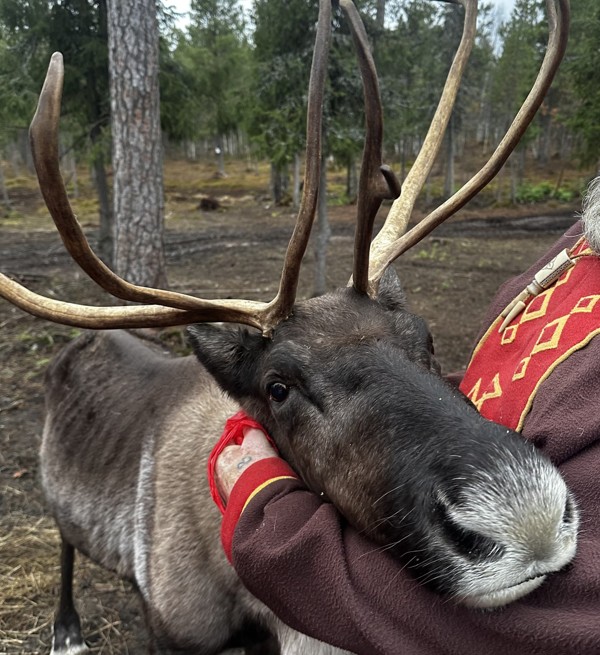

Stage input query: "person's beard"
[{"left": 581, "top": 176, "right": 600, "bottom": 253}]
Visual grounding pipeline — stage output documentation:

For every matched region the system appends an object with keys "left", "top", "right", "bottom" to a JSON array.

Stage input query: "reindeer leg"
[
  {"left": 50, "top": 536, "right": 89, "bottom": 655},
  {"left": 243, "top": 633, "right": 280, "bottom": 655},
  {"left": 274, "top": 621, "right": 351, "bottom": 655}
]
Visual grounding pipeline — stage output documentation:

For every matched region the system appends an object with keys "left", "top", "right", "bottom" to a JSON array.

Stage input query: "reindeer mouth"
[{"left": 460, "top": 574, "right": 547, "bottom": 609}]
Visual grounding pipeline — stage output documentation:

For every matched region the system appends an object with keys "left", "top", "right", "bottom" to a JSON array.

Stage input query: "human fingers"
[{"left": 241, "top": 427, "right": 278, "bottom": 458}]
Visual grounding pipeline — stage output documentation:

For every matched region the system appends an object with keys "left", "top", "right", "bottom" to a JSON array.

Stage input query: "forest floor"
[{"left": 0, "top": 157, "right": 589, "bottom": 654}]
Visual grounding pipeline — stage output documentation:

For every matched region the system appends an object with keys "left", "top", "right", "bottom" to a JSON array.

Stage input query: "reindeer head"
[
  {"left": 0, "top": 0, "right": 575, "bottom": 608},
  {"left": 188, "top": 267, "right": 577, "bottom": 609}
]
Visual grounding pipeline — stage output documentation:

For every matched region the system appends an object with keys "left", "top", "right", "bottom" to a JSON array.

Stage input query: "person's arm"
[
  {"left": 215, "top": 428, "right": 600, "bottom": 655},
  {"left": 216, "top": 436, "right": 444, "bottom": 654},
  {"left": 214, "top": 427, "right": 299, "bottom": 562}
]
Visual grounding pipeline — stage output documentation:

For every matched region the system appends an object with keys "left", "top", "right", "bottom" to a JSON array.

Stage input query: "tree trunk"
[
  {"left": 17, "top": 128, "right": 35, "bottom": 174},
  {"left": 400, "top": 138, "right": 407, "bottom": 184},
  {"left": 346, "top": 156, "right": 357, "bottom": 203},
  {"left": 91, "top": 134, "right": 114, "bottom": 267},
  {"left": 0, "top": 158, "right": 11, "bottom": 211},
  {"left": 214, "top": 135, "right": 226, "bottom": 178},
  {"left": 376, "top": 0, "right": 385, "bottom": 30},
  {"left": 509, "top": 155, "right": 519, "bottom": 204},
  {"left": 539, "top": 110, "right": 552, "bottom": 166},
  {"left": 186, "top": 140, "right": 197, "bottom": 160},
  {"left": 67, "top": 144, "right": 79, "bottom": 200},
  {"left": 553, "top": 164, "right": 565, "bottom": 199},
  {"left": 313, "top": 152, "right": 330, "bottom": 297},
  {"left": 292, "top": 152, "right": 301, "bottom": 210},
  {"left": 270, "top": 162, "right": 289, "bottom": 205},
  {"left": 444, "top": 113, "right": 455, "bottom": 199},
  {"left": 108, "top": 0, "right": 166, "bottom": 288}
]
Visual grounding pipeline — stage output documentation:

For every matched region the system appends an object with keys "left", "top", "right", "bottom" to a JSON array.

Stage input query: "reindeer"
[{"left": 0, "top": 0, "right": 576, "bottom": 654}]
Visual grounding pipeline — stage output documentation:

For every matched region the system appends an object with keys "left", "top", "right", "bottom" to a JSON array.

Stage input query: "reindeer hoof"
[{"left": 50, "top": 633, "right": 90, "bottom": 655}]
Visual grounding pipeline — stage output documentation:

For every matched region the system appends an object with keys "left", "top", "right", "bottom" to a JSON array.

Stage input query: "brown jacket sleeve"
[{"left": 232, "top": 443, "right": 600, "bottom": 655}]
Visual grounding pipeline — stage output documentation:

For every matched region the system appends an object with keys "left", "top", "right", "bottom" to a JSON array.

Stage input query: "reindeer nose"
[
  {"left": 528, "top": 538, "right": 559, "bottom": 564},
  {"left": 434, "top": 497, "right": 504, "bottom": 561},
  {"left": 519, "top": 497, "right": 577, "bottom": 567}
]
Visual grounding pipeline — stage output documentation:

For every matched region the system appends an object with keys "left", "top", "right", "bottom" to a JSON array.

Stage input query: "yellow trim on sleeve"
[{"left": 241, "top": 476, "right": 298, "bottom": 514}]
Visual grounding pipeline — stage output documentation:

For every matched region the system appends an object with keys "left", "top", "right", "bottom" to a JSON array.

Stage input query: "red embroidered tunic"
[{"left": 460, "top": 237, "right": 600, "bottom": 431}]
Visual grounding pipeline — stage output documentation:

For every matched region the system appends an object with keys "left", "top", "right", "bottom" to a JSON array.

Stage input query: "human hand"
[{"left": 215, "top": 428, "right": 279, "bottom": 503}]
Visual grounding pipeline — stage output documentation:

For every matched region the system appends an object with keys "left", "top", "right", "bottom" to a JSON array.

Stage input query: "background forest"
[{"left": 0, "top": 0, "right": 599, "bottom": 220}]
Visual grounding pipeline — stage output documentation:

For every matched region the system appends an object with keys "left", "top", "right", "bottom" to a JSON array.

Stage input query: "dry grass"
[
  {"left": 0, "top": 520, "right": 60, "bottom": 654},
  {"left": 0, "top": 518, "right": 147, "bottom": 654}
]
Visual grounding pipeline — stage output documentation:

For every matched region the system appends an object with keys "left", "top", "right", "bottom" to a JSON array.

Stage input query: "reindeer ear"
[
  {"left": 376, "top": 266, "right": 408, "bottom": 312},
  {"left": 186, "top": 324, "right": 267, "bottom": 399}
]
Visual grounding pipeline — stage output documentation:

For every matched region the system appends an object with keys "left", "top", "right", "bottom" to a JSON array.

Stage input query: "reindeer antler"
[
  {"left": 339, "top": 0, "right": 401, "bottom": 295},
  {"left": 1, "top": 0, "right": 570, "bottom": 329},
  {"left": 372, "top": 0, "right": 570, "bottom": 279},
  {"left": 0, "top": 0, "right": 333, "bottom": 336},
  {"left": 344, "top": 0, "right": 569, "bottom": 296}
]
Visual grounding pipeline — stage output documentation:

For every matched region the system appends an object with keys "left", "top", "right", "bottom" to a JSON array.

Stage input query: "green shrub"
[
  {"left": 515, "top": 181, "right": 575, "bottom": 204},
  {"left": 515, "top": 181, "right": 553, "bottom": 203}
]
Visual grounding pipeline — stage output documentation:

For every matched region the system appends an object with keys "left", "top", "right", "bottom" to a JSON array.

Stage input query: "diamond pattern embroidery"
[
  {"left": 501, "top": 324, "right": 519, "bottom": 345},
  {"left": 512, "top": 357, "right": 531, "bottom": 381},
  {"left": 520, "top": 288, "right": 553, "bottom": 323},
  {"left": 531, "top": 315, "right": 570, "bottom": 355},
  {"left": 572, "top": 295, "right": 600, "bottom": 314}
]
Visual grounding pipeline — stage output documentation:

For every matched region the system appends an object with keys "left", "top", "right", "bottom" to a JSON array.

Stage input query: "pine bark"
[{"left": 107, "top": 0, "right": 166, "bottom": 287}]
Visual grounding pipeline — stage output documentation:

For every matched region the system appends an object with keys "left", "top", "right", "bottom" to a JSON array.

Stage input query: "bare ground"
[{"left": 0, "top": 175, "right": 579, "bottom": 654}]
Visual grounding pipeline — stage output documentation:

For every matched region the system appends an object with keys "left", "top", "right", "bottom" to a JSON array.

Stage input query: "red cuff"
[
  {"left": 221, "top": 457, "right": 298, "bottom": 562},
  {"left": 207, "top": 410, "right": 277, "bottom": 514}
]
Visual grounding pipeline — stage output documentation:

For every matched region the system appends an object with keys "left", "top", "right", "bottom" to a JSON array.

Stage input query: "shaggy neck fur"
[{"left": 581, "top": 175, "right": 600, "bottom": 252}]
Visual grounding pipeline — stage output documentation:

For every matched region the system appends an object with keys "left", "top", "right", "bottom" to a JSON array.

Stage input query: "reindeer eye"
[{"left": 268, "top": 382, "right": 289, "bottom": 403}]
